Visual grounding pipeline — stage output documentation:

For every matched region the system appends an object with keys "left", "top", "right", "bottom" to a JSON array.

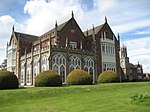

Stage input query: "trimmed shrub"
[
  {"left": 35, "top": 70, "right": 62, "bottom": 87},
  {"left": 67, "top": 69, "right": 92, "bottom": 85},
  {"left": 0, "top": 70, "right": 19, "bottom": 89},
  {"left": 98, "top": 70, "right": 119, "bottom": 83}
]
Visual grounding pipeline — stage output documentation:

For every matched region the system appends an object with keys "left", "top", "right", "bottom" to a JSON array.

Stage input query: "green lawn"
[{"left": 0, "top": 82, "right": 150, "bottom": 112}]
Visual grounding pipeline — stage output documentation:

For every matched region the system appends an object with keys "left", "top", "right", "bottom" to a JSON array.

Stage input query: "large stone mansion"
[{"left": 6, "top": 12, "right": 143, "bottom": 85}]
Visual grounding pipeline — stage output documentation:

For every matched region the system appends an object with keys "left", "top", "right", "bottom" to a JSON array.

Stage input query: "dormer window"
[{"left": 70, "top": 41, "right": 77, "bottom": 49}]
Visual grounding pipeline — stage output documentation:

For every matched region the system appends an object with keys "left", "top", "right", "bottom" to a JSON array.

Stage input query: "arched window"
[
  {"left": 21, "top": 70, "right": 24, "bottom": 84},
  {"left": 69, "top": 66, "right": 74, "bottom": 72},
  {"left": 84, "top": 67, "right": 88, "bottom": 72},
  {"left": 84, "top": 57, "right": 95, "bottom": 82},
  {"left": 89, "top": 67, "right": 93, "bottom": 75},
  {"left": 53, "top": 65, "right": 58, "bottom": 73},
  {"left": 41, "top": 55, "right": 48, "bottom": 72},
  {"left": 26, "top": 61, "right": 31, "bottom": 85},
  {"left": 33, "top": 60, "right": 38, "bottom": 79},
  {"left": 20, "top": 63, "right": 25, "bottom": 85},
  {"left": 33, "top": 67, "right": 37, "bottom": 78},
  {"left": 102, "top": 44, "right": 105, "bottom": 53},
  {"left": 52, "top": 54, "right": 66, "bottom": 83},
  {"left": 60, "top": 65, "right": 65, "bottom": 83},
  {"left": 69, "top": 56, "right": 81, "bottom": 72},
  {"left": 26, "top": 68, "right": 31, "bottom": 85}
]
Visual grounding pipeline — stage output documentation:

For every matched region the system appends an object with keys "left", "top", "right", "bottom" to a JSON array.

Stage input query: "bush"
[
  {"left": 67, "top": 69, "right": 92, "bottom": 85},
  {"left": 35, "top": 70, "right": 62, "bottom": 87},
  {"left": 98, "top": 70, "right": 119, "bottom": 83},
  {"left": 0, "top": 70, "right": 19, "bottom": 89}
]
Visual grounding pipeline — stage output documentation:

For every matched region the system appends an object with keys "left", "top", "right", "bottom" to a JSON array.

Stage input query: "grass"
[{"left": 0, "top": 82, "right": 150, "bottom": 112}]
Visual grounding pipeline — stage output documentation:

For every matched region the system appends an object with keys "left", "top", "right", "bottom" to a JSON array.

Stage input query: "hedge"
[
  {"left": 98, "top": 70, "right": 119, "bottom": 83},
  {"left": 67, "top": 69, "right": 92, "bottom": 85},
  {"left": 0, "top": 70, "right": 19, "bottom": 89},
  {"left": 35, "top": 70, "right": 62, "bottom": 87}
]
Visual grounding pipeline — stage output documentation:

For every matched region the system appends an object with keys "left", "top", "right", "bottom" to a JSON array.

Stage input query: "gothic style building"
[
  {"left": 120, "top": 45, "right": 143, "bottom": 81},
  {"left": 6, "top": 12, "right": 120, "bottom": 85}
]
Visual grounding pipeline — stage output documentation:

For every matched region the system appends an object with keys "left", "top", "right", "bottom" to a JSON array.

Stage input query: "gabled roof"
[
  {"left": 83, "top": 24, "right": 104, "bottom": 36},
  {"left": 40, "top": 20, "right": 69, "bottom": 37},
  {"left": 14, "top": 32, "right": 39, "bottom": 43},
  {"left": 129, "top": 63, "right": 136, "bottom": 68},
  {"left": 129, "top": 63, "right": 142, "bottom": 69}
]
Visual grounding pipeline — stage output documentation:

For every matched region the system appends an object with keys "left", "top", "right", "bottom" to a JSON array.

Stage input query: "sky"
[{"left": 0, "top": 0, "right": 150, "bottom": 73}]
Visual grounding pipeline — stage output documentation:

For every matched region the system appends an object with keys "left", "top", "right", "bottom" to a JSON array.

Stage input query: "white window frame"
[{"left": 70, "top": 41, "right": 77, "bottom": 49}]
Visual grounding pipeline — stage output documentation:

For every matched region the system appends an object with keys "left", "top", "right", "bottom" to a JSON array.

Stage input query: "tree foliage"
[{"left": 0, "top": 59, "right": 7, "bottom": 70}]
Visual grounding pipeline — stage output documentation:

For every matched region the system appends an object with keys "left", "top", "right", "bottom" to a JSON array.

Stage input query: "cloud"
[
  {"left": 23, "top": 0, "right": 84, "bottom": 35},
  {"left": 0, "top": 15, "right": 24, "bottom": 64},
  {"left": 112, "top": 19, "right": 150, "bottom": 34},
  {"left": 0, "top": 15, "right": 15, "bottom": 63},
  {"left": 132, "top": 31, "right": 150, "bottom": 35},
  {"left": 127, "top": 27, "right": 150, "bottom": 35},
  {"left": 125, "top": 37, "right": 150, "bottom": 73}
]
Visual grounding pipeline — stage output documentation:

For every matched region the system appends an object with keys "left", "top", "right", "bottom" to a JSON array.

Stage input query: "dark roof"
[
  {"left": 40, "top": 20, "right": 69, "bottom": 37},
  {"left": 83, "top": 24, "right": 104, "bottom": 36},
  {"left": 129, "top": 63, "right": 142, "bottom": 69},
  {"left": 14, "top": 32, "right": 39, "bottom": 43},
  {"left": 129, "top": 63, "right": 136, "bottom": 68}
]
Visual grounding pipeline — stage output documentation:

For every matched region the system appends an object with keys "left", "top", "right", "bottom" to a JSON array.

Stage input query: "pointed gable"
[
  {"left": 9, "top": 32, "right": 18, "bottom": 46},
  {"left": 40, "top": 20, "right": 69, "bottom": 37},
  {"left": 56, "top": 17, "right": 86, "bottom": 49}
]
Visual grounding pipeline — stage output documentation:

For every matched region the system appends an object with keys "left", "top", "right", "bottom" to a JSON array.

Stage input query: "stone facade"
[
  {"left": 6, "top": 13, "right": 120, "bottom": 85},
  {"left": 120, "top": 45, "right": 144, "bottom": 81}
]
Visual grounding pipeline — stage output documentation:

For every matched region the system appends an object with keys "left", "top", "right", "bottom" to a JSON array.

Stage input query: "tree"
[{"left": 0, "top": 59, "right": 7, "bottom": 70}]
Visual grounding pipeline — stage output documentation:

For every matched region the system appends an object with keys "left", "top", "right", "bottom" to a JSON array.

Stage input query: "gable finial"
[
  {"left": 12, "top": 25, "right": 15, "bottom": 32},
  {"left": 71, "top": 10, "right": 74, "bottom": 18},
  {"left": 118, "top": 32, "right": 120, "bottom": 40},
  {"left": 86, "top": 29, "right": 88, "bottom": 36},
  {"left": 55, "top": 20, "right": 58, "bottom": 27},
  {"left": 105, "top": 16, "right": 107, "bottom": 23},
  {"left": 92, "top": 24, "right": 95, "bottom": 30}
]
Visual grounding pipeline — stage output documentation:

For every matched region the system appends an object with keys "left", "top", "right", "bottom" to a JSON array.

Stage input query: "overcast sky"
[{"left": 0, "top": 0, "right": 150, "bottom": 73}]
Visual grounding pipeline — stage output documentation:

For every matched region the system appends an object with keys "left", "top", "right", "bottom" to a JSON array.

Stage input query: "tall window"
[
  {"left": 84, "top": 57, "right": 94, "bottom": 83},
  {"left": 84, "top": 67, "right": 88, "bottom": 72},
  {"left": 102, "top": 44, "right": 105, "bottom": 53},
  {"left": 84, "top": 57, "right": 94, "bottom": 75},
  {"left": 60, "top": 66, "right": 65, "bottom": 83},
  {"left": 20, "top": 63, "right": 24, "bottom": 85},
  {"left": 69, "top": 56, "right": 81, "bottom": 72},
  {"left": 33, "top": 67, "right": 37, "bottom": 78},
  {"left": 52, "top": 54, "right": 66, "bottom": 83},
  {"left": 89, "top": 67, "right": 93, "bottom": 75},
  {"left": 69, "top": 66, "right": 74, "bottom": 72},
  {"left": 53, "top": 65, "right": 58, "bottom": 73},
  {"left": 26, "top": 61, "right": 31, "bottom": 85},
  {"left": 21, "top": 70, "right": 24, "bottom": 84},
  {"left": 41, "top": 55, "right": 48, "bottom": 72},
  {"left": 33, "top": 60, "right": 38, "bottom": 78},
  {"left": 26, "top": 69, "right": 31, "bottom": 84}
]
